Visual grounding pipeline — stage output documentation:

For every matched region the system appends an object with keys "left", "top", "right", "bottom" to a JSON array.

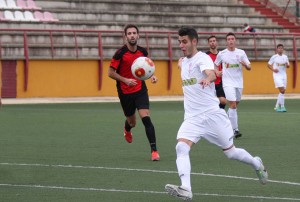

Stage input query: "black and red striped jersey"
[
  {"left": 206, "top": 51, "right": 222, "bottom": 85},
  {"left": 110, "top": 45, "right": 148, "bottom": 94}
]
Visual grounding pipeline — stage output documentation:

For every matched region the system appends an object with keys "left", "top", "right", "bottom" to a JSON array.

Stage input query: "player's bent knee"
[
  {"left": 223, "top": 147, "right": 237, "bottom": 160},
  {"left": 176, "top": 142, "right": 190, "bottom": 157}
]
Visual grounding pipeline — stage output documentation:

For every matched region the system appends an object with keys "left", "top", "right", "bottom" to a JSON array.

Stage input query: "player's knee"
[
  {"left": 223, "top": 147, "right": 237, "bottom": 160},
  {"left": 280, "top": 89, "right": 285, "bottom": 94},
  {"left": 128, "top": 120, "right": 136, "bottom": 128},
  {"left": 176, "top": 142, "right": 190, "bottom": 157}
]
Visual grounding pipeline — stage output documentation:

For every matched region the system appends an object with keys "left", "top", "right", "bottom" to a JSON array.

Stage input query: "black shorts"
[
  {"left": 118, "top": 89, "right": 149, "bottom": 117},
  {"left": 215, "top": 82, "right": 226, "bottom": 98}
]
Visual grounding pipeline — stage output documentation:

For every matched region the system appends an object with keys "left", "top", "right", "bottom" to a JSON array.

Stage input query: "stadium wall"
[{"left": 1, "top": 59, "right": 300, "bottom": 98}]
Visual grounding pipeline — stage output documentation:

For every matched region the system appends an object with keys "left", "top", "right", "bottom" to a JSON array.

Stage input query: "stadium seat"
[
  {"left": 27, "top": 0, "right": 41, "bottom": 10},
  {"left": 14, "top": 10, "right": 25, "bottom": 20},
  {"left": 0, "top": 0, "right": 7, "bottom": 8},
  {"left": 6, "top": 0, "right": 21, "bottom": 9},
  {"left": 33, "top": 10, "right": 45, "bottom": 21},
  {"left": 24, "top": 10, "right": 38, "bottom": 21},
  {"left": 16, "top": 0, "right": 27, "bottom": 9},
  {"left": 43, "top": 11, "right": 58, "bottom": 22},
  {"left": 4, "top": 10, "right": 15, "bottom": 20},
  {"left": 0, "top": 11, "right": 8, "bottom": 21}
]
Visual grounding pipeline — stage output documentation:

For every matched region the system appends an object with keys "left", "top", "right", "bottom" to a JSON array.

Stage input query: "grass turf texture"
[{"left": 0, "top": 100, "right": 299, "bottom": 201}]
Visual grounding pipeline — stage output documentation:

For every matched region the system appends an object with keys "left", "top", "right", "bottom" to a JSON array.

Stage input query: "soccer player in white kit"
[
  {"left": 165, "top": 27, "right": 268, "bottom": 201},
  {"left": 267, "top": 44, "right": 290, "bottom": 112},
  {"left": 214, "top": 32, "right": 251, "bottom": 138}
]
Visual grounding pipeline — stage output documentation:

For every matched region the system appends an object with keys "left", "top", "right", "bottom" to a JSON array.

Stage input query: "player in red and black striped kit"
[
  {"left": 206, "top": 35, "right": 227, "bottom": 109},
  {"left": 108, "top": 24, "right": 160, "bottom": 161}
]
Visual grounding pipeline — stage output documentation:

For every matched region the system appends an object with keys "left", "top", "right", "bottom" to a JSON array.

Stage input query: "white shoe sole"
[{"left": 165, "top": 184, "right": 192, "bottom": 201}]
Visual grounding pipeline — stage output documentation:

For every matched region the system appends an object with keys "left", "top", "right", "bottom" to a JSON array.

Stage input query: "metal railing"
[
  {"left": 0, "top": 29, "right": 299, "bottom": 90},
  {"left": 260, "top": 0, "right": 300, "bottom": 24}
]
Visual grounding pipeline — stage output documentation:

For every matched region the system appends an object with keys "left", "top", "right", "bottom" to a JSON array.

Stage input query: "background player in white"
[
  {"left": 267, "top": 44, "right": 290, "bottom": 112},
  {"left": 214, "top": 32, "right": 251, "bottom": 138},
  {"left": 165, "top": 27, "right": 268, "bottom": 201}
]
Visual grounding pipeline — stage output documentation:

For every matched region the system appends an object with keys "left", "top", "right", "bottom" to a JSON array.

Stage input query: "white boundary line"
[
  {"left": 2, "top": 94, "right": 300, "bottom": 105},
  {"left": 0, "top": 183, "right": 299, "bottom": 201},
  {"left": 1, "top": 162, "right": 300, "bottom": 201},
  {"left": 1, "top": 162, "right": 300, "bottom": 186}
]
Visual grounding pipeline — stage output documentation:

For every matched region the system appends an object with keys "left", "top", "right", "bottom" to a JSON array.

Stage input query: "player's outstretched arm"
[
  {"left": 108, "top": 67, "right": 137, "bottom": 86},
  {"left": 267, "top": 64, "right": 278, "bottom": 73},
  {"left": 240, "top": 61, "right": 251, "bottom": 71},
  {"left": 200, "top": 69, "right": 216, "bottom": 88}
]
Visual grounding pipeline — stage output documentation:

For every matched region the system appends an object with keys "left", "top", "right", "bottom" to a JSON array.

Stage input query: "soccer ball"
[{"left": 131, "top": 57, "right": 155, "bottom": 80}]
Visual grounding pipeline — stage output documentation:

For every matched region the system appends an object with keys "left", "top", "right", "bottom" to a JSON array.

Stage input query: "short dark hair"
[
  {"left": 277, "top": 44, "right": 284, "bottom": 48},
  {"left": 124, "top": 24, "right": 139, "bottom": 35},
  {"left": 207, "top": 35, "right": 217, "bottom": 42},
  {"left": 178, "top": 26, "right": 198, "bottom": 43},
  {"left": 226, "top": 32, "right": 236, "bottom": 39}
]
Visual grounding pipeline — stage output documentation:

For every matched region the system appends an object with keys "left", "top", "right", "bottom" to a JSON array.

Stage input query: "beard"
[{"left": 128, "top": 39, "right": 137, "bottom": 46}]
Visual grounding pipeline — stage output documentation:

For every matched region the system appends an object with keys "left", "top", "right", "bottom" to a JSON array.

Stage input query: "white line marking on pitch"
[
  {"left": 0, "top": 183, "right": 299, "bottom": 201},
  {"left": 1, "top": 162, "right": 300, "bottom": 186}
]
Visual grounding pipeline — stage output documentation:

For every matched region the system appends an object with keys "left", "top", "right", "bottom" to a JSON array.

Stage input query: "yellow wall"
[
  {"left": 11, "top": 59, "right": 300, "bottom": 98},
  {"left": 244, "top": 61, "right": 300, "bottom": 94}
]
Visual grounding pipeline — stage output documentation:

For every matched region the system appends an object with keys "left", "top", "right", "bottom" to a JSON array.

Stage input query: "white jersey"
[
  {"left": 181, "top": 51, "right": 220, "bottom": 119},
  {"left": 268, "top": 54, "right": 289, "bottom": 79},
  {"left": 214, "top": 48, "right": 250, "bottom": 88}
]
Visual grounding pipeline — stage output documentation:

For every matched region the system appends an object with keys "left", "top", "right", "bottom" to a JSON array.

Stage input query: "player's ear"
[{"left": 192, "top": 38, "right": 197, "bottom": 46}]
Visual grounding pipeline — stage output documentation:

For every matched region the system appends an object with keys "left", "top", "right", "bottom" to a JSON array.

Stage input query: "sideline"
[{"left": 1, "top": 94, "right": 300, "bottom": 105}]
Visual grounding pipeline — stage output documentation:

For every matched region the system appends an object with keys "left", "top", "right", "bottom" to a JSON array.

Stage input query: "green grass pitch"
[{"left": 0, "top": 99, "right": 299, "bottom": 201}]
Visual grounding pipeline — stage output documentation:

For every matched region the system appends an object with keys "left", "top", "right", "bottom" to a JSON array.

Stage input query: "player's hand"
[
  {"left": 273, "top": 68, "right": 279, "bottom": 73},
  {"left": 199, "top": 79, "right": 211, "bottom": 89},
  {"left": 240, "top": 60, "right": 251, "bottom": 70},
  {"left": 150, "top": 75, "right": 158, "bottom": 83},
  {"left": 215, "top": 70, "right": 222, "bottom": 77},
  {"left": 125, "top": 78, "right": 137, "bottom": 86}
]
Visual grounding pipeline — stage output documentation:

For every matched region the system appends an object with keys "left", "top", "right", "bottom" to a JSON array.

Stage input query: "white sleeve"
[
  {"left": 214, "top": 53, "right": 222, "bottom": 66},
  {"left": 268, "top": 55, "right": 275, "bottom": 65},
  {"left": 285, "top": 55, "right": 290, "bottom": 65},
  {"left": 241, "top": 51, "right": 251, "bottom": 65},
  {"left": 200, "top": 54, "right": 214, "bottom": 72}
]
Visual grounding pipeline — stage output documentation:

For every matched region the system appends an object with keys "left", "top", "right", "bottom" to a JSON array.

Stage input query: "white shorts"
[
  {"left": 177, "top": 109, "right": 234, "bottom": 149},
  {"left": 274, "top": 77, "right": 287, "bottom": 88},
  {"left": 223, "top": 86, "right": 243, "bottom": 102}
]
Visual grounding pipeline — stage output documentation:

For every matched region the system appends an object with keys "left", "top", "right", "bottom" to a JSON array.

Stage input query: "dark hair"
[
  {"left": 124, "top": 24, "right": 139, "bottom": 35},
  {"left": 178, "top": 26, "right": 198, "bottom": 43},
  {"left": 277, "top": 44, "right": 284, "bottom": 48},
  {"left": 207, "top": 35, "right": 217, "bottom": 42},
  {"left": 226, "top": 32, "right": 236, "bottom": 39}
]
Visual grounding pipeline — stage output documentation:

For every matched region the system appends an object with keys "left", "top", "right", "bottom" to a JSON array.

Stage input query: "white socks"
[
  {"left": 176, "top": 142, "right": 191, "bottom": 191},
  {"left": 227, "top": 108, "right": 238, "bottom": 131},
  {"left": 224, "top": 146, "right": 261, "bottom": 170},
  {"left": 276, "top": 93, "right": 285, "bottom": 107},
  {"left": 276, "top": 93, "right": 280, "bottom": 107},
  {"left": 280, "top": 93, "right": 285, "bottom": 107}
]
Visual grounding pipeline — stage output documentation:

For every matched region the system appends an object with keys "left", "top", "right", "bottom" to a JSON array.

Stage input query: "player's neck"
[
  {"left": 227, "top": 47, "right": 235, "bottom": 51},
  {"left": 127, "top": 44, "right": 137, "bottom": 52},
  {"left": 187, "top": 49, "right": 198, "bottom": 58},
  {"left": 210, "top": 49, "right": 218, "bottom": 54}
]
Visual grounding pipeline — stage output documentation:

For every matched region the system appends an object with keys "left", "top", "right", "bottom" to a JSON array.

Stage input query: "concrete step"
[
  {"left": 0, "top": 20, "right": 286, "bottom": 33},
  {"left": 36, "top": 0, "right": 252, "bottom": 15}
]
